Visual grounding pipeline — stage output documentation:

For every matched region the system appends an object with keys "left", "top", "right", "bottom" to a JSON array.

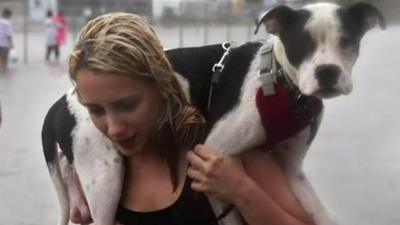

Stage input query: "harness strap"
[{"left": 258, "top": 39, "right": 278, "bottom": 96}]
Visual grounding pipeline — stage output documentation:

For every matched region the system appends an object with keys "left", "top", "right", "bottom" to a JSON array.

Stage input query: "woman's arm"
[{"left": 186, "top": 144, "right": 316, "bottom": 225}]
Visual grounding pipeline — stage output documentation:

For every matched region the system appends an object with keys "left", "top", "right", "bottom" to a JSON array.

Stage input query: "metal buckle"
[
  {"left": 212, "top": 42, "right": 232, "bottom": 73},
  {"left": 212, "top": 64, "right": 224, "bottom": 73}
]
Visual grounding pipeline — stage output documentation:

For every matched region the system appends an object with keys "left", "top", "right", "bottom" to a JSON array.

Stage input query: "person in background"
[
  {"left": 0, "top": 8, "right": 13, "bottom": 72},
  {"left": 68, "top": 12, "right": 315, "bottom": 225},
  {"left": 45, "top": 10, "right": 59, "bottom": 62},
  {"left": 54, "top": 11, "right": 67, "bottom": 48}
]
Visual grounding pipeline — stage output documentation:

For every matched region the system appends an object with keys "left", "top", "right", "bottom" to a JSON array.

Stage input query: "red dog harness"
[
  {"left": 256, "top": 41, "right": 323, "bottom": 150},
  {"left": 209, "top": 41, "right": 323, "bottom": 152},
  {"left": 256, "top": 85, "right": 322, "bottom": 150}
]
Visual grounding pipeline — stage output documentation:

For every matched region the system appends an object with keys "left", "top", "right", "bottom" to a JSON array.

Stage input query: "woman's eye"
[
  {"left": 87, "top": 106, "right": 105, "bottom": 116},
  {"left": 116, "top": 99, "right": 139, "bottom": 111}
]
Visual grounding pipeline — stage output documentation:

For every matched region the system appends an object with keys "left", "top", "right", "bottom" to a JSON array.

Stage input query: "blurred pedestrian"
[
  {"left": 0, "top": 8, "right": 14, "bottom": 72},
  {"left": 54, "top": 11, "right": 67, "bottom": 47},
  {"left": 45, "top": 10, "right": 59, "bottom": 62}
]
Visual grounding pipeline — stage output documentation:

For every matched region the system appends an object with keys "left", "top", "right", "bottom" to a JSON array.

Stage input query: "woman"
[{"left": 68, "top": 13, "right": 315, "bottom": 225}]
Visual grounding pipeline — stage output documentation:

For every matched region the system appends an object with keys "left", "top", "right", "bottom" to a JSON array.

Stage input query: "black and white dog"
[{"left": 42, "top": 2, "right": 385, "bottom": 225}]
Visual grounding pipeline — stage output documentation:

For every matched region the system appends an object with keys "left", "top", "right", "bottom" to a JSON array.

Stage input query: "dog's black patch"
[
  {"left": 166, "top": 42, "right": 262, "bottom": 129},
  {"left": 279, "top": 10, "right": 315, "bottom": 68},
  {"left": 166, "top": 44, "right": 224, "bottom": 118},
  {"left": 42, "top": 95, "right": 76, "bottom": 163},
  {"left": 337, "top": 8, "right": 364, "bottom": 54},
  {"left": 208, "top": 42, "right": 262, "bottom": 126}
]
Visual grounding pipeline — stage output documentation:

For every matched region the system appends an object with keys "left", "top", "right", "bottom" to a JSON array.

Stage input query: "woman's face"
[{"left": 76, "top": 69, "right": 163, "bottom": 157}]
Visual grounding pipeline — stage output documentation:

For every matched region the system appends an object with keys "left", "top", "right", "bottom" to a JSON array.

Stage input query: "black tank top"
[{"left": 115, "top": 177, "right": 219, "bottom": 225}]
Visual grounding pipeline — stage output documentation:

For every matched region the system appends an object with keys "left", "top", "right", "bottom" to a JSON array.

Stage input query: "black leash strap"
[
  {"left": 207, "top": 42, "right": 232, "bottom": 110},
  {"left": 216, "top": 204, "right": 234, "bottom": 222},
  {"left": 206, "top": 42, "right": 235, "bottom": 222}
]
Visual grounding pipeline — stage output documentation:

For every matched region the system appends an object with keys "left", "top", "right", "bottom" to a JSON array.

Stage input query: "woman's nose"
[{"left": 107, "top": 116, "right": 128, "bottom": 140}]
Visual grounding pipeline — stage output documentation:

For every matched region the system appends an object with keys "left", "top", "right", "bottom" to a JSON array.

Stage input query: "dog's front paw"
[{"left": 70, "top": 204, "right": 92, "bottom": 224}]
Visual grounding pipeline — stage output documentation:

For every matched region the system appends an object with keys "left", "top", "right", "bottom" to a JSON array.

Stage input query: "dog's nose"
[{"left": 315, "top": 64, "right": 340, "bottom": 88}]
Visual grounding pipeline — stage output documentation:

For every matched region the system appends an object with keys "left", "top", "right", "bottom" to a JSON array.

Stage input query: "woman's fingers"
[
  {"left": 193, "top": 144, "right": 217, "bottom": 160},
  {"left": 187, "top": 146, "right": 250, "bottom": 201},
  {"left": 186, "top": 149, "right": 208, "bottom": 171},
  {"left": 187, "top": 166, "right": 207, "bottom": 183},
  {"left": 188, "top": 167, "right": 209, "bottom": 192},
  {"left": 187, "top": 145, "right": 227, "bottom": 178},
  {"left": 190, "top": 179, "right": 207, "bottom": 192},
  {"left": 187, "top": 157, "right": 211, "bottom": 192}
]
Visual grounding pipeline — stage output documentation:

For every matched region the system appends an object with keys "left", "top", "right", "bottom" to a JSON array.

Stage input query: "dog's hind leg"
[
  {"left": 66, "top": 89, "right": 124, "bottom": 225},
  {"left": 276, "top": 128, "right": 338, "bottom": 225},
  {"left": 42, "top": 100, "right": 70, "bottom": 225},
  {"left": 73, "top": 122, "right": 124, "bottom": 225},
  {"left": 287, "top": 168, "right": 338, "bottom": 225},
  {"left": 58, "top": 152, "right": 92, "bottom": 224},
  {"left": 75, "top": 150, "right": 124, "bottom": 225},
  {"left": 47, "top": 159, "right": 70, "bottom": 225}
]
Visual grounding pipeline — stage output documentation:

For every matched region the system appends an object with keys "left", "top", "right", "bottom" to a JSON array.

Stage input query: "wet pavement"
[{"left": 0, "top": 25, "right": 399, "bottom": 225}]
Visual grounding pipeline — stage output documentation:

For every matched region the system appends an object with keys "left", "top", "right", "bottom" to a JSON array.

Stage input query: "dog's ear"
[
  {"left": 346, "top": 2, "right": 386, "bottom": 33},
  {"left": 254, "top": 5, "right": 297, "bottom": 35}
]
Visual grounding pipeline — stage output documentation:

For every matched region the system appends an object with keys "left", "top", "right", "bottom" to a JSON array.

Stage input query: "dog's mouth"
[{"left": 312, "top": 88, "right": 341, "bottom": 99}]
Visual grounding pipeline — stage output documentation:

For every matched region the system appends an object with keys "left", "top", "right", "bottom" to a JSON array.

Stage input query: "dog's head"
[{"left": 256, "top": 2, "right": 385, "bottom": 98}]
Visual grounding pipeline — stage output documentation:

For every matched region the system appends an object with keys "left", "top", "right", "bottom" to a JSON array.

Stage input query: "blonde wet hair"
[{"left": 68, "top": 12, "right": 205, "bottom": 188}]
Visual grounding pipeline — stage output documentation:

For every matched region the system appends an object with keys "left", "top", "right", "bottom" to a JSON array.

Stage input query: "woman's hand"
[
  {"left": 187, "top": 145, "right": 316, "bottom": 225},
  {"left": 186, "top": 144, "right": 250, "bottom": 202}
]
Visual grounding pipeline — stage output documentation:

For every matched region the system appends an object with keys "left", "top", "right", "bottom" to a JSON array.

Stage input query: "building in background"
[
  {"left": 58, "top": 0, "right": 153, "bottom": 20},
  {"left": 29, "top": 0, "right": 57, "bottom": 21},
  {"left": 159, "top": 0, "right": 311, "bottom": 24},
  {"left": 179, "top": 0, "right": 227, "bottom": 21},
  {"left": 27, "top": 0, "right": 152, "bottom": 21}
]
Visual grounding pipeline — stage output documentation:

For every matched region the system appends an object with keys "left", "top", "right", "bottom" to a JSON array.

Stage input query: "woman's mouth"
[{"left": 116, "top": 136, "right": 136, "bottom": 149}]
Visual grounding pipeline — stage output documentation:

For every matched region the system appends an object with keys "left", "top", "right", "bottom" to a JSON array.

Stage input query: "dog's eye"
[{"left": 340, "top": 36, "right": 353, "bottom": 48}]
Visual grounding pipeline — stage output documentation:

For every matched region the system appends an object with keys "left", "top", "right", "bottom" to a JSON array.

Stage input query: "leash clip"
[
  {"left": 212, "top": 42, "right": 231, "bottom": 73},
  {"left": 208, "top": 42, "right": 232, "bottom": 110}
]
